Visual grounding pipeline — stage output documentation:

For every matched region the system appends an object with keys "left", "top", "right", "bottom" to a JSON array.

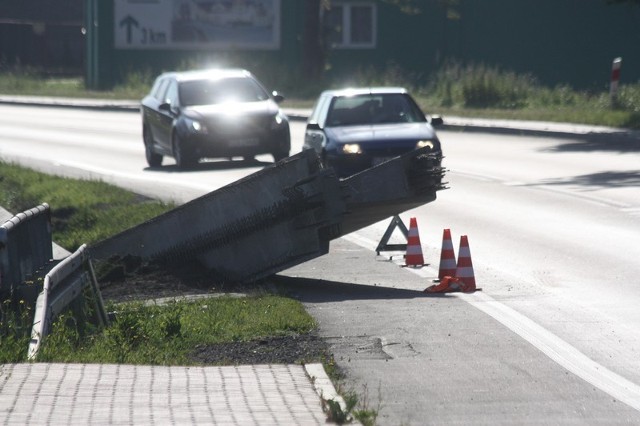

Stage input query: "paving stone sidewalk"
[{"left": 0, "top": 363, "right": 338, "bottom": 425}]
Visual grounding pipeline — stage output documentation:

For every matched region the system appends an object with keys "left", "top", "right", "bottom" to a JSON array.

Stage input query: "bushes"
[
  {"left": 615, "top": 84, "right": 640, "bottom": 113},
  {"left": 416, "top": 62, "right": 640, "bottom": 128},
  {"left": 427, "top": 62, "right": 536, "bottom": 108},
  {"left": 0, "top": 63, "right": 639, "bottom": 127}
]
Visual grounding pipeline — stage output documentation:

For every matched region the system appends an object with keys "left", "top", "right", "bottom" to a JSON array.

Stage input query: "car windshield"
[
  {"left": 179, "top": 77, "right": 270, "bottom": 106},
  {"left": 326, "top": 93, "right": 426, "bottom": 127}
]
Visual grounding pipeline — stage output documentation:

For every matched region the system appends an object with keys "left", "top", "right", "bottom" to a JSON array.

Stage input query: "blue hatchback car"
[{"left": 303, "top": 87, "right": 443, "bottom": 177}]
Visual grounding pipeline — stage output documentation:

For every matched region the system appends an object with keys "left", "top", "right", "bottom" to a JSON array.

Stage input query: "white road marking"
[
  {"left": 342, "top": 232, "right": 640, "bottom": 412},
  {"left": 53, "top": 160, "right": 215, "bottom": 192}
]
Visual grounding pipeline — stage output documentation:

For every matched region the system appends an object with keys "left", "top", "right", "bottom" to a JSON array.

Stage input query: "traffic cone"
[
  {"left": 455, "top": 235, "right": 476, "bottom": 292},
  {"left": 424, "top": 276, "right": 461, "bottom": 293},
  {"left": 404, "top": 217, "right": 425, "bottom": 267},
  {"left": 438, "top": 229, "right": 456, "bottom": 280}
]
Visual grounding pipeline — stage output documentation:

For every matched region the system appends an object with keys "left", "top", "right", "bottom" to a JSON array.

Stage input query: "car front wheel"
[
  {"left": 271, "top": 133, "right": 291, "bottom": 163},
  {"left": 271, "top": 149, "right": 289, "bottom": 163},
  {"left": 143, "top": 127, "right": 163, "bottom": 167},
  {"left": 172, "top": 133, "right": 198, "bottom": 170}
]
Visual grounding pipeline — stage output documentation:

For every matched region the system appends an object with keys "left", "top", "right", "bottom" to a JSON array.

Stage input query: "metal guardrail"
[
  {"left": 28, "top": 244, "right": 108, "bottom": 360},
  {"left": 0, "top": 204, "right": 107, "bottom": 359},
  {"left": 0, "top": 203, "right": 53, "bottom": 295}
]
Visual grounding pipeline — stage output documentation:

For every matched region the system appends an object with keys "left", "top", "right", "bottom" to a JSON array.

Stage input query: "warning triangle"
[{"left": 376, "top": 215, "right": 409, "bottom": 255}]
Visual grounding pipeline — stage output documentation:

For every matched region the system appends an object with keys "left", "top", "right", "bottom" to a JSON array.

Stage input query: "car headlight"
[
  {"left": 416, "top": 140, "right": 435, "bottom": 150},
  {"left": 342, "top": 143, "right": 362, "bottom": 154},
  {"left": 186, "top": 118, "right": 208, "bottom": 134}
]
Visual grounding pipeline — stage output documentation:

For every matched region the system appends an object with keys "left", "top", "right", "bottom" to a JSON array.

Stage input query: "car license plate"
[
  {"left": 234, "top": 138, "right": 259, "bottom": 147},
  {"left": 373, "top": 156, "right": 395, "bottom": 166}
]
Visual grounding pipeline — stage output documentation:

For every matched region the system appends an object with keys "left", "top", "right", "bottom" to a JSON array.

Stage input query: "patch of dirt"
[
  {"left": 96, "top": 256, "right": 329, "bottom": 366},
  {"left": 97, "top": 256, "right": 221, "bottom": 304},
  {"left": 190, "top": 334, "right": 328, "bottom": 365}
]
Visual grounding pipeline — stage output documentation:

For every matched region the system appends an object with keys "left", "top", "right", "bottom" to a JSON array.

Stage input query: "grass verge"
[
  {"left": 2, "top": 66, "right": 639, "bottom": 129},
  {"left": 37, "top": 295, "right": 317, "bottom": 365},
  {"left": 0, "top": 161, "right": 174, "bottom": 251}
]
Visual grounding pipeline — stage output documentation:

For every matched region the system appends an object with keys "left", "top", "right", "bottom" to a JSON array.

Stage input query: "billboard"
[{"left": 114, "top": 0, "right": 281, "bottom": 49}]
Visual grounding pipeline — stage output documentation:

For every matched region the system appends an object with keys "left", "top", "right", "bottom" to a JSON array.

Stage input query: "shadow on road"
[
  {"left": 541, "top": 132, "right": 640, "bottom": 154},
  {"left": 534, "top": 170, "right": 640, "bottom": 189},
  {"left": 272, "top": 275, "right": 453, "bottom": 303}
]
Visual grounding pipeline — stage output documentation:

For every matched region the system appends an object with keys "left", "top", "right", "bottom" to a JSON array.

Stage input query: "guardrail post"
[
  {"left": 87, "top": 257, "right": 109, "bottom": 327},
  {"left": 610, "top": 57, "right": 622, "bottom": 106}
]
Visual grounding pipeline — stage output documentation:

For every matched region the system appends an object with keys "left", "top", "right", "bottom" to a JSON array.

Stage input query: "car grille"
[
  {"left": 205, "top": 115, "right": 272, "bottom": 138},
  {"left": 364, "top": 144, "right": 413, "bottom": 157}
]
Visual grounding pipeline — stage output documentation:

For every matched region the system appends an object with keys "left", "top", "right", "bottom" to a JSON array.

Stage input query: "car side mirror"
[
  {"left": 429, "top": 115, "right": 444, "bottom": 126},
  {"left": 306, "top": 122, "right": 321, "bottom": 131},
  {"left": 272, "top": 91, "right": 285, "bottom": 104},
  {"left": 159, "top": 102, "right": 171, "bottom": 112}
]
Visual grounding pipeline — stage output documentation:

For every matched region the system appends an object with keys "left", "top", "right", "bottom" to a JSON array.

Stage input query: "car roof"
[
  {"left": 157, "top": 68, "right": 253, "bottom": 82},
  {"left": 320, "top": 87, "right": 408, "bottom": 97}
]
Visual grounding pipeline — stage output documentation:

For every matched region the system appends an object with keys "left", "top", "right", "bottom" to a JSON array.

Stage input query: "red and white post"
[{"left": 610, "top": 57, "right": 622, "bottom": 103}]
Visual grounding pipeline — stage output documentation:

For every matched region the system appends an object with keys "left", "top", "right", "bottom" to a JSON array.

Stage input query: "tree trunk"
[{"left": 302, "top": 0, "right": 325, "bottom": 80}]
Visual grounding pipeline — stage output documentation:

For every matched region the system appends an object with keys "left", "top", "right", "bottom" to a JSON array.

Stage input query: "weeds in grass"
[
  {"left": 0, "top": 299, "right": 34, "bottom": 363},
  {"left": 323, "top": 394, "right": 357, "bottom": 424},
  {"left": 427, "top": 62, "right": 536, "bottom": 109},
  {"left": 321, "top": 354, "right": 381, "bottom": 425},
  {"left": 321, "top": 383, "right": 381, "bottom": 426},
  {"left": 351, "top": 384, "right": 382, "bottom": 426}
]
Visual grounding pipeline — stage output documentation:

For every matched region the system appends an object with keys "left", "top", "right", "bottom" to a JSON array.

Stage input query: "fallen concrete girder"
[{"left": 89, "top": 148, "right": 446, "bottom": 283}]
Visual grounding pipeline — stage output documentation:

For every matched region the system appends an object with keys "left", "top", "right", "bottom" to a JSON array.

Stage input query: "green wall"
[
  {"left": 89, "top": 0, "right": 640, "bottom": 90},
  {"left": 446, "top": 0, "right": 640, "bottom": 89},
  {"left": 327, "top": 0, "right": 640, "bottom": 89}
]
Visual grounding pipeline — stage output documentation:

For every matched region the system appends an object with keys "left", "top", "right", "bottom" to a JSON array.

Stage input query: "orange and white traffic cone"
[
  {"left": 404, "top": 217, "right": 425, "bottom": 267},
  {"left": 438, "top": 228, "right": 456, "bottom": 280},
  {"left": 424, "top": 235, "right": 478, "bottom": 293},
  {"left": 455, "top": 235, "right": 476, "bottom": 292}
]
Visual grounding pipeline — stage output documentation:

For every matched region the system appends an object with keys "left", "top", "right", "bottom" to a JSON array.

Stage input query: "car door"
[
  {"left": 303, "top": 93, "right": 332, "bottom": 153},
  {"left": 145, "top": 77, "right": 169, "bottom": 151},
  {"left": 156, "top": 79, "right": 179, "bottom": 151}
]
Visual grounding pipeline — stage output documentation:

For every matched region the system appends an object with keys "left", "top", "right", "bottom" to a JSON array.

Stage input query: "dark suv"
[{"left": 141, "top": 69, "right": 290, "bottom": 169}]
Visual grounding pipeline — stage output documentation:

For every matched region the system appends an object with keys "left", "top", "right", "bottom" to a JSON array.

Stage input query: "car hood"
[
  {"left": 324, "top": 123, "right": 437, "bottom": 145},
  {"left": 183, "top": 100, "right": 280, "bottom": 119}
]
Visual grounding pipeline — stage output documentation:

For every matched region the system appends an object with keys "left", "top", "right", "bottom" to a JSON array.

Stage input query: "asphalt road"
[{"left": 1, "top": 104, "right": 640, "bottom": 424}]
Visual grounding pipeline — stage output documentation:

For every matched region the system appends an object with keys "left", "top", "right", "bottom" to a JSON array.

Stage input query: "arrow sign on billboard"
[{"left": 119, "top": 15, "right": 139, "bottom": 44}]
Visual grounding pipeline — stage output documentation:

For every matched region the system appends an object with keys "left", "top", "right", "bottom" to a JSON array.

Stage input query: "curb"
[
  {"left": 305, "top": 363, "right": 361, "bottom": 425},
  {"left": 440, "top": 116, "right": 640, "bottom": 140},
  {"left": 0, "top": 95, "right": 140, "bottom": 112}
]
